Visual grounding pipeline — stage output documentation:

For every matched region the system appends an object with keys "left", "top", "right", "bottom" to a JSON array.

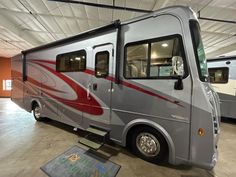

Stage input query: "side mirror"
[
  {"left": 174, "top": 76, "right": 183, "bottom": 90},
  {"left": 172, "top": 56, "right": 184, "bottom": 76},
  {"left": 172, "top": 56, "right": 184, "bottom": 90}
]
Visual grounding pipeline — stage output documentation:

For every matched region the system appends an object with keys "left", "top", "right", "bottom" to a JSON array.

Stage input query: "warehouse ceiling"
[{"left": 0, "top": 0, "right": 236, "bottom": 59}]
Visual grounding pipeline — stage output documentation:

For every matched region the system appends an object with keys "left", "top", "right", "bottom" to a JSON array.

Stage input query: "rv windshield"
[{"left": 190, "top": 20, "right": 208, "bottom": 82}]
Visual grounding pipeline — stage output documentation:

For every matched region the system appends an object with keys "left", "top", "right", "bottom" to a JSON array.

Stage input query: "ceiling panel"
[
  {"left": 0, "top": 0, "right": 236, "bottom": 59},
  {"left": 210, "top": 0, "right": 236, "bottom": 9}
]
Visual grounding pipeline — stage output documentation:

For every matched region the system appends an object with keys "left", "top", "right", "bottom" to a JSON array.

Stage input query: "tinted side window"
[
  {"left": 190, "top": 20, "right": 208, "bottom": 82},
  {"left": 125, "top": 36, "right": 185, "bottom": 79},
  {"left": 56, "top": 50, "right": 86, "bottom": 72},
  {"left": 150, "top": 38, "right": 183, "bottom": 77},
  {"left": 209, "top": 67, "right": 229, "bottom": 83},
  {"left": 126, "top": 44, "right": 148, "bottom": 78},
  {"left": 95, "top": 51, "right": 109, "bottom": 78}
]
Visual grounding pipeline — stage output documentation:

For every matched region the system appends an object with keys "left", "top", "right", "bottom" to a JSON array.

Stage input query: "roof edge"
[
  {"left": 207, "top": 55, "right": 236, "bottom": 62},
  {"left": 22, "top": 20, "right": 121, "bottom": 54}
]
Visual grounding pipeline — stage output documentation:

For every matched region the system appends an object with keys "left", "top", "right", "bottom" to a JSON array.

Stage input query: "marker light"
[{"left": 198, "top": 128, "right": 205, "bottom": 136}]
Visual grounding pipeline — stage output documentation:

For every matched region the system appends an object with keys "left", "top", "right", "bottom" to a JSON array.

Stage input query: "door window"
[{"left": 95, "top": 51, "right": 109, "bottom": 78}]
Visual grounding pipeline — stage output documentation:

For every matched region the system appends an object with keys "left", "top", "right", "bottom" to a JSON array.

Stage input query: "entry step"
[
  {"left": 86, "top": 127, "right": 108, "bottom": 137},
  {"left": 79, "top": 138, "right": 102, "bottom": 150}
]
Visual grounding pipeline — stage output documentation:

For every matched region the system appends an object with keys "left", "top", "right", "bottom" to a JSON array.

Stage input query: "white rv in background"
[
  {"left": 208, "top": 56, "right": 236, "bottom": 119},
  {"left": 11, "top": 6, "right": 220, "bottom": 169}
]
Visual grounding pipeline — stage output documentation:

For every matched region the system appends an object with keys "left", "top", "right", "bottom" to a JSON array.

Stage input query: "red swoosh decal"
[
  {"left": 32, "top": 60, "right": 103, "bottom": 115},
  {"left": 12, "top": 70, "right": 65, "bottom": 93},
  {"left": 31, "top": 59, "right": 55, "bottom": 65},
  {"left": 120, "top": 81, "right": 182, "bottom": 106},
  {"left": 84, "top": 67, "right": 181, "bottom": 106},
  {"left": 31, "top": 59, "right": 183, "bottom": 107}
]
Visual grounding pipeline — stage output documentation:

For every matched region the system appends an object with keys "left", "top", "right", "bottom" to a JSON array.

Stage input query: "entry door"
[{"left": 87, "top": 44, "right": 114, "bottom": 124}]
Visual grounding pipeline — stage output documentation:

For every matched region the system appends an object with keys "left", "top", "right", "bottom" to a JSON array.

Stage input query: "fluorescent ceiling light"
[{"left": 161, "top": 43, "right": 168, "bottom": 47}]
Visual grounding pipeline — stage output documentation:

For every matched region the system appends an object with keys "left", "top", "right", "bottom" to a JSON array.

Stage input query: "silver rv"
[
  {"left": 208, "top": 56, "right": 236, "bottom": 119},
  {"left": 11, "top": 6, "right": 220, "bottom": 169}
]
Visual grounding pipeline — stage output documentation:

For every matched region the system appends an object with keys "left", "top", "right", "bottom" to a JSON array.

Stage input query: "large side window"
[
  {"left": 209, "top": 67, "right": 229, "bottom": 83},
  {"left": 126, "top": 44, "right": 148, "bottom": 78},
  {"left": 125, "top": 36, "right": 186, "bottom": 79},
  {"left": 56, "top": 50, "right": 86, "bottom": 72},
  {"left": 95, "top": 51, "right": 109, "bottom": 78}
]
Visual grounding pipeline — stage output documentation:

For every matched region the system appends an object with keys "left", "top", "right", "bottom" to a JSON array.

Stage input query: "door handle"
[
  {"left": 93, "top": 83, "right": 97, "bottom": 91},
  {"left": 87, "top": 83, "right": 91, "bottom": 100}
]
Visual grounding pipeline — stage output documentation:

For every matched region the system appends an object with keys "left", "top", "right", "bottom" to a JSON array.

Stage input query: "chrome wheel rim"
[
  {"left": 136, "top": 132, "right": 160, "bottom": 157},
  {"left": 34, "top": 106, "right": 41, "bottom": 119}
]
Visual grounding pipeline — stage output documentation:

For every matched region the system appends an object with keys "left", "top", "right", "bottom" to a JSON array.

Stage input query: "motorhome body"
[
  {"left": 208, "top": 56, "right": 236, "bottom": 119},
  {"left": 11, "top": 6, "right": 220, "bottom": 169}
]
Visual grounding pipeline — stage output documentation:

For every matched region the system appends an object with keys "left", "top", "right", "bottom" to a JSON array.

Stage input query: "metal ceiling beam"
[
  {"left": 0, "top": 38, "right": 23, "bottom": 50},
  {"left": 199, "top": 16, "right": 236, "bottom": 24},
  {"left": 18, "top": 0, "right": 57, "bottom": 41},
  {"left": 198, "top": 11, "right": 236, "bottom": 24},
  {"left": 0, "top": 13, "right": 40, "bottom": 47},
  {"left": 0, "top": 8, "right": 108, "bottom": 26},
  {"left": 201, "top": 30, "right": 234, "bottom": 37},
  {"left": 48, "top": 0, "right": 153, "bottom": 13}
]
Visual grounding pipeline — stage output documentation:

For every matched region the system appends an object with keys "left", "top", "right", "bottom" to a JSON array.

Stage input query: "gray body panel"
[{"left": 11, "top": 6, "right": 220, "bottom": 169}]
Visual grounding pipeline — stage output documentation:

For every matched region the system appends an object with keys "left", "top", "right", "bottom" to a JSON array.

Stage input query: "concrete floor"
[{"left": 0, "top": 98, "right": 235, "bottom": 177}]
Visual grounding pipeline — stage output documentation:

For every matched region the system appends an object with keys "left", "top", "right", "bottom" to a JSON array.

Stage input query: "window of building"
[
  {"left": 56, "top": 50, "right": 86, "bottom": 72},
  {"left": 3, "top": 80, "right": 12, "bottom": 90},
  {"left": 124, "top": 36, "right": 186, "bottom": 79},
  {"left": 209, "top": 67, "right": 229, "bottom": 83},
  {"left": 95, "top": 51, "right": 109, "bottom": 78}
]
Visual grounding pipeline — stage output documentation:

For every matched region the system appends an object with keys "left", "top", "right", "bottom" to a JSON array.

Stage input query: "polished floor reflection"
[{"left": 0, "top": 98, "right": 235, "bottom": 177}]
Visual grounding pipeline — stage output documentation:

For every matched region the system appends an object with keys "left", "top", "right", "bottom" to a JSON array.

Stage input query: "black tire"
[
  {"left": 131, "top": 126, "right": 168, "bottom": 164},
  {"left": 32, "top": 103, "right": 44, "bottom": 121}
]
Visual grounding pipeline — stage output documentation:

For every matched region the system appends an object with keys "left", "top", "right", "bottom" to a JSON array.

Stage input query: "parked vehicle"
[
  {"left": 208, "top": 56, "right": 236, "bottom": 119},
  {"left": 11, "top": 6, "right": 220, "bottom": 169}
]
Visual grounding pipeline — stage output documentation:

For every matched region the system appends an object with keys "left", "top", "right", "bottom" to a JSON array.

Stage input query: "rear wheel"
[
  {"left": 131, "top": 126, "right": 168, "bottom": 163},
  {"left": 32, "top": 103, "right": 43, "bottom": 121}
]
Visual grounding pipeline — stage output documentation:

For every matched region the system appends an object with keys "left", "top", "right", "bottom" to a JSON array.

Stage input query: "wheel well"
[
  {"left": 126, "top": 124, "right": 143, "bottom": 148},
  {"left": 126, "top": 124, "right": 169, "bottom": 156},
  {"left": 31, "top": 101, "right": 38, "bottom": 110}
]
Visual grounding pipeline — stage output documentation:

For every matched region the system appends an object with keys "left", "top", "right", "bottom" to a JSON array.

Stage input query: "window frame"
[
  {"left": 95, "top": 51, "right": 110, "bottom": 78},
  {"left": 123, "top": 34, "right": 188, "bottom": 80},
  {"left": 208, "top": 67, "right": 229, "bottom": 84},
  {"left": 56, "top": 49, "right": 87, "bottom": 72}
]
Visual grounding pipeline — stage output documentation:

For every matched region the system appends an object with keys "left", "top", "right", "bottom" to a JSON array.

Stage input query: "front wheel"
[
  {"left": 131, "top": 127, "right": 168, "bottom": 164},
  {"left": 33, "top": 103, "right": 44, "bottom": 121}
]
